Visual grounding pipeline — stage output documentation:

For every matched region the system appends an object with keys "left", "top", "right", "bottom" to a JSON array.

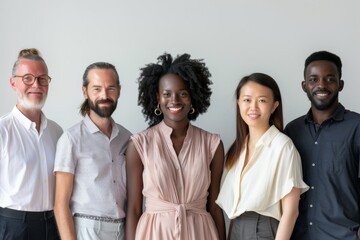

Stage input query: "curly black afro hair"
[{"left": 138, "top": 53, "right": 213, "bottom": 127}]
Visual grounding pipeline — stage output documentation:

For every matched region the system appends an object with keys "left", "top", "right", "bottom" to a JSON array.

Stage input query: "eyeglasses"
[{"left": 13, "top": 74, "right": 52, "bottom": 86}]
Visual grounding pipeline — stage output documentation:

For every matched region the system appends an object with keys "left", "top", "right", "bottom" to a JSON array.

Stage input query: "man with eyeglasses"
[{"left": 0, "top": 48, "right": 63, "bottom": 239}]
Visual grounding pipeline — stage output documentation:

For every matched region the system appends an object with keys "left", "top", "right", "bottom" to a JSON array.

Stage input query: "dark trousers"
[
  {"left": 0, "top": 207, "right": 60, "bottom": 240},
  {"left": 229, "top": 211, "right": 279, "bottom": 240}
]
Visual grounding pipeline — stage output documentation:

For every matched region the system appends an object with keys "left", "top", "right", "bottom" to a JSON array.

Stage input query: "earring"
[
  {"left": 189, "top": 106, "right": 195, "bottom": 114},
  {"left": 154, "top": 104, "right": 162, "bottom": 116}
]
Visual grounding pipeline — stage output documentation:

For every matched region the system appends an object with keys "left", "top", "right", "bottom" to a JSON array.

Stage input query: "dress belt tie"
[{"left": 145, "top": 197, "right": 209, "bottom": 240}]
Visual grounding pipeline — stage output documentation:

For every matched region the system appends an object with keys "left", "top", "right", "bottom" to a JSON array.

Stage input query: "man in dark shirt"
[{"left": 285, "top": 50, "right": 360, "bottom": 240}]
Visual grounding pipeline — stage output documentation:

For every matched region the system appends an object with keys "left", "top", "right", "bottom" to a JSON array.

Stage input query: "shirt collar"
[
  {"left": 12, "top": 106, "right": 47, "bottom": 131},
  {"left": 255, "top": 125, "right": 281, "bottom": 147},
  {"left": 83, "top": 114, "right": 118, "bottom": 138},
  {"left": 304, "top": 103, "right": 345, "bottom": 124},
  {"left": 158, "top": 120, "right": 193, "bottom": 137}
]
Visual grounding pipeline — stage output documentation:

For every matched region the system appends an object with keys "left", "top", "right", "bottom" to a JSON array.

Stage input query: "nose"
[
  {"left": 170, "top": 93, "right": 180, "bottom": 103},
  {"left": 250, "top": 100, "right": 258, "bottom": 109},
  {"left": 99, "top": 89, "right": 109, "bottom": 99},
  {"left": 317, "top": 78, "right": 325, "bottom": 87},
  {"left": 31, "top": 77, "right": 40, "bottom": 87},
  {"left": 317, "top": 77, "right": 330, "bottom": 88}
]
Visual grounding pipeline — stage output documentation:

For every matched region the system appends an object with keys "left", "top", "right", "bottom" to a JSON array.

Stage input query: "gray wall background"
[
  {"left": 1, "top": 1, "right": 360, "bottom": 150},
  {"left": 1, "top": 0, "right": 360, "bottom": 200}
]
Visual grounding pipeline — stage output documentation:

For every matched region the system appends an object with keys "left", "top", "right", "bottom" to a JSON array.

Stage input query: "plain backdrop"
[
  {"left": 1, "top": 1, "right": 360, "bottom": 149},
  {"left": 1, "top": 0, "right": 360, "bottom": 228}
]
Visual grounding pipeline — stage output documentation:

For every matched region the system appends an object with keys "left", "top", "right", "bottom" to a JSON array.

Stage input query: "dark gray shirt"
[{"left": 285, "top": 104, "right": 360, "bottom": 240}]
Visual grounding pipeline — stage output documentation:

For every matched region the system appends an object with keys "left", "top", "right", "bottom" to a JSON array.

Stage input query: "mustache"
[
  {"left": 96, "top": 99, "right": 114, "bottom": 104},
  {"left": 313, "top": 89, "right": 330, "bottom": 94}
]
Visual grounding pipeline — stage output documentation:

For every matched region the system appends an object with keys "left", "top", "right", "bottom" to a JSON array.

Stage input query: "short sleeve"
[{"left": 54, "top": 132, "right": 76, "bottom": 174}]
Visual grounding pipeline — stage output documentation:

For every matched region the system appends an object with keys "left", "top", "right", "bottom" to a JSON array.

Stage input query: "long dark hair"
[{"left": 225, "top": 73, "right": 283, "bottom": 169}]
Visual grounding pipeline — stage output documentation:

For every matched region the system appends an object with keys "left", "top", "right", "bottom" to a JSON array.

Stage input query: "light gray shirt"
[{"left": 54, "top": 115, "right": 131, "bottom": 219}]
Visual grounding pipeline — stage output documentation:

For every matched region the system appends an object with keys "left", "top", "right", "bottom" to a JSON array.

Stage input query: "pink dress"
[{"left": 131, "top": 121, "right": 221, "bottom": 240}]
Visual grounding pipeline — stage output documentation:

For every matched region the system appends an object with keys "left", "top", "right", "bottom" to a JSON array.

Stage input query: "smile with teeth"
[
  {"left": 169, "top": 107, "right": 183, "bottom": 113},
  {"left": 314, "top": 91, "right": 330, "bottom": 97},
  {"left": 27, "top": 91, "right": 43, "bottom": 96}
]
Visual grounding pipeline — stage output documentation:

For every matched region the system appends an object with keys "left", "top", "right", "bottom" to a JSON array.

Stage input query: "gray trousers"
[
  {"left": 229, "top": 211, "right": 279, "bottom": 240},
  {"left": 74, "top": 217, "right": 125, "bottom": 240}
]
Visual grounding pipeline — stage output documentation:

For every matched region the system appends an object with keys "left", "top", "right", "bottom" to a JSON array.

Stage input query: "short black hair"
[
  {"left": 138, "top": 52, "right": 212, "bottom": 127},
  {"left": 304, "top": 51, "right": 342, "bottom": 78}
]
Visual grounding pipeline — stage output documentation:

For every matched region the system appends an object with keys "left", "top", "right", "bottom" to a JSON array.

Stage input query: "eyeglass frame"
[{"left": 13, "top": 73, "right": 52, "bottom": 86}]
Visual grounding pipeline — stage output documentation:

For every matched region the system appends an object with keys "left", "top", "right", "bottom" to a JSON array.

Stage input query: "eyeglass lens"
[{"left": 21, "top": 74, "right": 51, "bottom": 86}]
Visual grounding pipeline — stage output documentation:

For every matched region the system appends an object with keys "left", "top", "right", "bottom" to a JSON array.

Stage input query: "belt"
[
  {"left": 145, "top": 197, "right": 208, "bottom": 240},
  {"left": 74, "top": 213, "right": 125, "bottom": 223},
  {"left": 0, "top": 207, "right": 54, "bottom": 221}
]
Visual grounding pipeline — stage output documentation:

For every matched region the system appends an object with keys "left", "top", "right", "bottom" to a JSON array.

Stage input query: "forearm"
[
  {"left": 125, "top": 141, "right": 144, "bottom": 240},
  {"left": 209, "top": 206, "right": 226, "bottom": 240},
  {"left": 208, "top": 141, "right": 226, "bottom": 239},
  {"left": 125, "top": 210, "right": 141, "bottom": 240},
  {"left": 275, "top": 187, "right": 300, "bottom": 240},
  {"left": 54, "top": 204, "right": 76, "bottom": 240},
  {"left": 275, "top": 207, "right": 298, "bottom": 240}
]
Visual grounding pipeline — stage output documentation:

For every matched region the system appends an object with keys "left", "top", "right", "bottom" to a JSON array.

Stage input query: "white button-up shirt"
[{"left": 0, "top": 107, "right": 63, "bottom": 211}]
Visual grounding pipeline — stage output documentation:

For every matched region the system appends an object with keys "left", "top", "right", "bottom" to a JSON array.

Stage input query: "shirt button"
[
  {"left": 310, "top": 204, "right": 313, "bottom": 208},
  {"left": 113, "top": 180, "right": 116, "bottom": 183},
  {"left": 311, "top": 186, "right": 315, "bottom": 189},
  {"left": 112, "top": 159, "right": 114, "bottom": 163},
  {"left": 309, "top": 222, "right": 313, "bottom": 226},
  {"left": 315, "top": 141, "right": 318, "bottom": 144},
  {"left": 312, "top": 163, "right": 315, "bottom": 166}
]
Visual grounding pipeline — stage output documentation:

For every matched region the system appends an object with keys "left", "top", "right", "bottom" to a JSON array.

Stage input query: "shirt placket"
[
  {"left": 33, "top": 125, "right": 49, "bottom": 209},
  {"left": 307, "top": 123, "right": 322, "bottom": 232}
]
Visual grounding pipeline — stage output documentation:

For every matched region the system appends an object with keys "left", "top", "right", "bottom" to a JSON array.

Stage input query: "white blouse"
[{"left": 216, "top": 125, "right": 309, "bottom": 221}]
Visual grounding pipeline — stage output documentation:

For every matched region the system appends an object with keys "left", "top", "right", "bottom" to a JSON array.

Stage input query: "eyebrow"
[
  {"left": 242, "top": 95, "right": 269, "bottom": 98},
  {"left": 91, "top": 84, "right": 117, "bottom": 88},
  {"left": 162, "top": 88, "right": 189, "bottom": 92},
  {"left": 308, "top": 73, "right": 336, "bottom": 77}
]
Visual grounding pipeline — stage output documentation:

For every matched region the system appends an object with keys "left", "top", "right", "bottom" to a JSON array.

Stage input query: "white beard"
[{"left": 16, "top": 89, "right": 47, "bottom": 110}]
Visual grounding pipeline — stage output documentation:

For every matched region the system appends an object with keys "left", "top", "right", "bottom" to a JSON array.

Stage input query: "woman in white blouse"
[{"left": 216, "top": 73, "right": 308, "bottom": 240}]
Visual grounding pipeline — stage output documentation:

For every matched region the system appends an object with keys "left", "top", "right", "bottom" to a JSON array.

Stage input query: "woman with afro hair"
[{"left": 126, "top": 53, "right": 226, "bottom": 240}]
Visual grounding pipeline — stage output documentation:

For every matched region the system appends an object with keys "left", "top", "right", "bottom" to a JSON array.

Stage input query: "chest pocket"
[{"left": 321, "top": 141, "right": 350, "bottom": 174}]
